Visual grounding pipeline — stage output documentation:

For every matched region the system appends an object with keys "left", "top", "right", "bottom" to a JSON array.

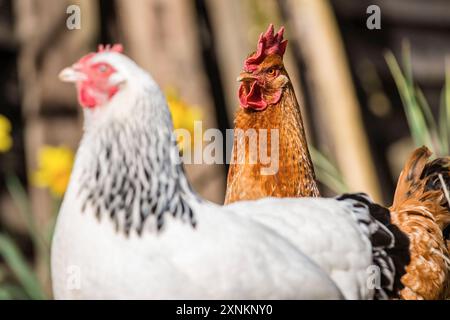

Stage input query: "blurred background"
[{"left": 0, "top": 0, "right": 449, "bottom": 299}]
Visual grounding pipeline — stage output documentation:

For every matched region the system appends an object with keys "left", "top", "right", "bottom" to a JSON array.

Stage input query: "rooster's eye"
[{"left": 267, "top": 68, "right": 276, "bottom": 76}]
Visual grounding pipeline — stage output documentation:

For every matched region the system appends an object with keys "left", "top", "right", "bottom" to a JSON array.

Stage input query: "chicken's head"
[
  {"left": 238, "top": 24, "right": 289, "bottom": 111},
  {"left": 59, "top": 44, "right": 128, "bottom": 109}
]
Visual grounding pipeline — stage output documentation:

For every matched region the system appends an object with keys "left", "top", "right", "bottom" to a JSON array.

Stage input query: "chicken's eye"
[
  {"left": 98, "top": 65, "right": 108, "bottom": 73},
  {"left": 266, "top": 68, "right": 277, "bottom": 77},
  {"left": 93, "top": 63, "right": 111, "bottom": 74}
]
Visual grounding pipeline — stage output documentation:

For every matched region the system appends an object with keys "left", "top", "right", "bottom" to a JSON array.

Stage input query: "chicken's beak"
[
  {"left": 237, "top": 72, "right": 257, "bottom": 82},
  {"left": 59, "top": 65, "right": 86, "bottom": 83}
]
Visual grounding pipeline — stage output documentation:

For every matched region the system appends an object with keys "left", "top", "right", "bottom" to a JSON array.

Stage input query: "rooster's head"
[{"left": 238, "top": 24, "right": 289, "bottom": 111}]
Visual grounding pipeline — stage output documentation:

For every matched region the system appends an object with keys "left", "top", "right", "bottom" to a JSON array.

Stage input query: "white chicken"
[{"left": 52, "top": 45, "right": 409, "bottom": 300}]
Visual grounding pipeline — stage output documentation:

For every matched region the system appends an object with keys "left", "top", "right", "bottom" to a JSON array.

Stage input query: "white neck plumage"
[{"left": 71, "top": 80, "right": 198, "bottom": 236}]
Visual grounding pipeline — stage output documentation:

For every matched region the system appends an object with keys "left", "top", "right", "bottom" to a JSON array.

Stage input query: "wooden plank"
[
  {"left": 284, "top": 0, "right": 382, "bottom": 201},
  {"left": 203, "top": 0, "right": 251, "bottom": 119}
]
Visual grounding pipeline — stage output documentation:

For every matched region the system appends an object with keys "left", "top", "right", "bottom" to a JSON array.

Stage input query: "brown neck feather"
[{"left": 225, "top": 76, "right": 319, "bottom": 204}]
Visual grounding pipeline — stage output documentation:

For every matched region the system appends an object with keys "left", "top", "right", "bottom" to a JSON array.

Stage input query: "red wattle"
[
  {"left": 239, "top": 81, "right": 268, "bottom": 111},
  {"left": 77, "top": 82, "right": 119, "bottom": 109},
  {"left": 78, "top": 85, "right": 97, "bottom": 109}
]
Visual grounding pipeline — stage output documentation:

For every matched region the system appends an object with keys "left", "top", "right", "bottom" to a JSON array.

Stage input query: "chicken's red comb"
[
  {"left": 97, "top": 44, "right": 124, "bottom": 53},
  {"left": 78, "top": 44, "right": 124, "bottom": 65},
  {"left": 244, "top": 24, "right": 288, "bottom": 72}
]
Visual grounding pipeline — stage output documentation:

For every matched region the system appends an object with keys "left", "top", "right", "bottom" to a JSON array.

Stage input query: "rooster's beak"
[
  {"left": 59, "top": 65, "right": 86, "bottom": 83},
  {"left": 237, "top": 72, "right": 257, "bottom": 82}
]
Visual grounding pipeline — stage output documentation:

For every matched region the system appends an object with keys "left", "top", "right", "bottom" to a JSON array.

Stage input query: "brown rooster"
[
  {"left": 225, "top": 24, "right": 319, "bottom": 204},
  {"left": 225, "top": 24, "right": 450, "bottom": 299}
]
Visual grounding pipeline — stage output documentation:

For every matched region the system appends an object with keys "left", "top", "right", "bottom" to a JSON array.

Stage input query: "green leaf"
[
  {"left": 0, "top": 233, "right": 47, "bottom": 300},
  {"left": 0, "top": 288, "right": 13, "bottom": 300},
  {"left": 416, "top": 88, "right": 438, "bottom": 138},
  {"left": 439, "top": 86, "right": 449, "bottom": 156},
  {"left": 442, "top": 58, "right": 450, "bottom": 155},
  {"left": 385, "top": 50, "right": 433, "bottom": 151},
  {"left": 0, "top": 284, "right": 29, "bottom": 300},
  {"left": 310, "top": 146, "right": 349, "bottom": 194},
  {"left": 401, "top": 41, "right": 413, "bottom": 84},
  {"left": 5, "top": 175, "right": 49, "bottom": 260}
]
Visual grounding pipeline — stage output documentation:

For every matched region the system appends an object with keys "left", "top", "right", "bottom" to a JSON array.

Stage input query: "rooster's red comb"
[{"left": 244, "top": 24, "right": 288, "bottom": 72}]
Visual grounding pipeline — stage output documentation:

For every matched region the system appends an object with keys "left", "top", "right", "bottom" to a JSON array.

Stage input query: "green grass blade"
[
  {"left": 310, "top": 146, "right": 349, "bottom": 194},
  {"left": 0, "top": 234, "right": 47, "bottom": 300},
  {"left": 46, "top": 197, "right": 62, "bottom": 244},
  {"left": 416, "top": 87, "right": 440, "bottom": 153},
  {"left": 402, "top": 40, "right": 413, "bottom": 85},
  {"left": 0, "top": 284, "right": 29, "bottom": 300},
  {"left": 0, "top": 288, "right": 13, "bottom": 300},
  {"left": 401, "top": 42, "right": 435, "bottom": 151},
  {"left": 416, "top": 88, "right": 438, "bottom": 135},
  {"left": 439, "top": 86, "right": 449, "bottom": 156},
  {"left": 443, "top": 58, "right": 450, "bottom": 154},
  {"left": 385, "top": 50, "right": 433, "bottom": 151},
  {"left": 309, "top": 146, "right": 341, "bottom": 178},
  {"left": 314, "top": 170, "right": 349, "bottom": 195},
  {"left": 5, "top": 175, "right": 49, "bottom": 257}
]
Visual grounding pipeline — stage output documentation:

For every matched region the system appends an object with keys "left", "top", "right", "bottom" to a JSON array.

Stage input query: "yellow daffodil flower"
[
  {"left": 0, "top": 114, "right": 13, "bottom": 153},
  {"left": 33, "top": 145, "right": 74, "bottom": 197},
  {"left": 165, "top": 87, "right": 203, "bottom": 149}
]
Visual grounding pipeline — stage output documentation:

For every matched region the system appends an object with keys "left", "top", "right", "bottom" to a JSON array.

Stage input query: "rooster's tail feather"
[
  {"left": 392, "top": 146, "right": 450, "bottom": 233},
  {"left": 337, "top": 193, "right": 410, "bottom": 299},
  {"left": 390, "top": 146, "right": 450, "bottom": 299}
]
